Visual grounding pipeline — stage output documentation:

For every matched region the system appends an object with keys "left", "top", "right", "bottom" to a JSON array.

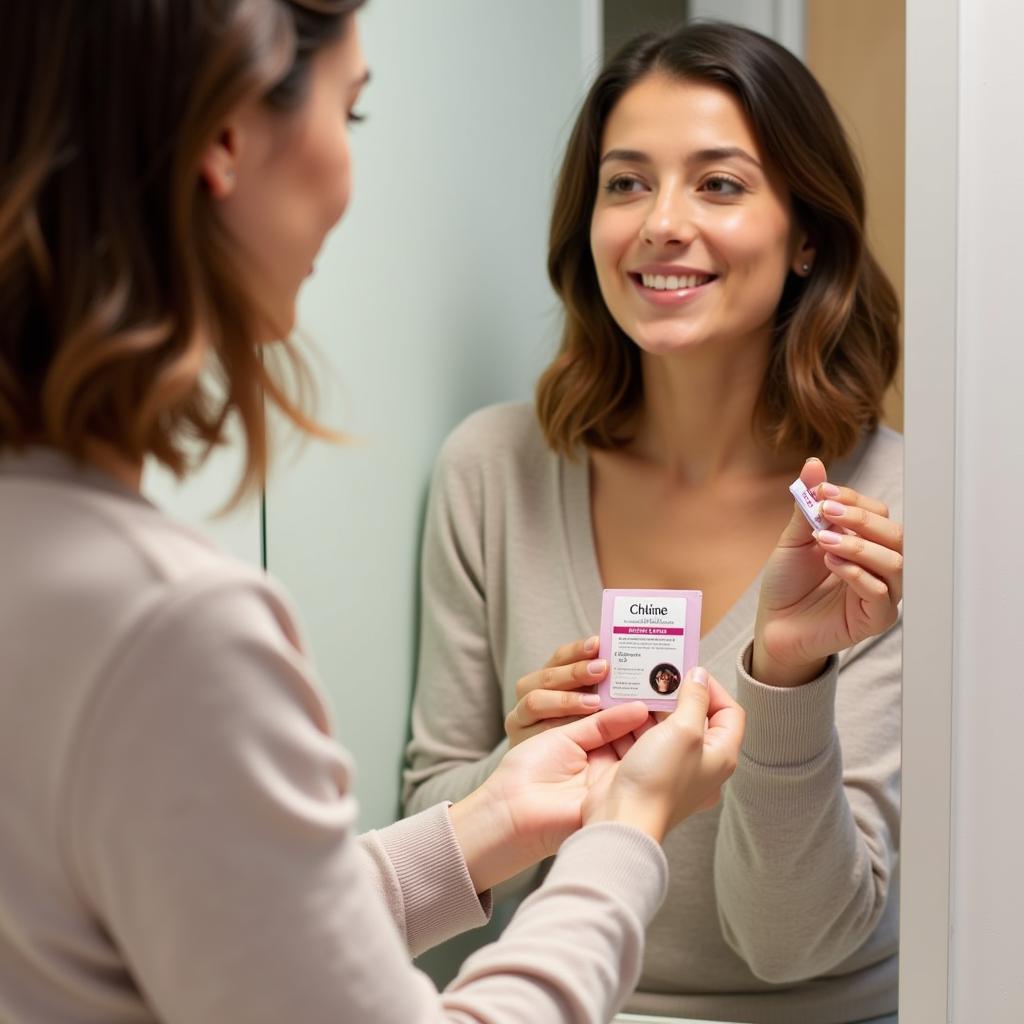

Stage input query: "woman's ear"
[
  {"left": 199, "top": 125, "right": 242, "bottom": 199},
  {"left": 792, "top": 231, "right": 817, "bottom": 277}
]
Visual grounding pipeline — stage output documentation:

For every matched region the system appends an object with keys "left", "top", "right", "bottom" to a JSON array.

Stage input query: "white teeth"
[{"left": 640, "top": 272, "right": 711, "bottom": 291}]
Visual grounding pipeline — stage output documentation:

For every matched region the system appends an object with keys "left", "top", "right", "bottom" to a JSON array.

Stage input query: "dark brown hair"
[
  {"left": 537, "top": 21, "right": 900, "bottom": 461},
  {"left": 0, "top": 0, "right": 365, "bottom": 501}
]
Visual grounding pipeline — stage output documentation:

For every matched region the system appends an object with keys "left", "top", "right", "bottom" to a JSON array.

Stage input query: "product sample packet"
[
  {"left": 789, "top": 477, "right": 829, "bottom": 532},
  {"left": 597, "top": 588, "right": 702, "bottom": 712}
]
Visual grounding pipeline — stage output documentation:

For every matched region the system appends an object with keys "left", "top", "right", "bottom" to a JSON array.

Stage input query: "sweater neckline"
[
  {"left": 555, "top": 430, "right": 878, "bottom": 662},
  {"left": 0, "top": 446, "right": 154, "bottom": 508},
  {"left": 557, "top": 449, "right": 758, "bottom": 659}
]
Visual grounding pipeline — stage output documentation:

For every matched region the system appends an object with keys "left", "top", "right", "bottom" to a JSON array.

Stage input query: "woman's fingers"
[
  {"left": 556, "top": 702, "right": 649, "bottom": 752},
  {"left": 815, "top": 481, "right": 890, "bottom": 519},
  {"left": 594, "top": 670, "right": 744, "bottom": 839},
  {"left": 819, "top": 497, "right": 903, "bottom": 553},
  {"left": 822, "top": 552, "right": 901, "bottom": 617},
  {"left": 812, "top": 529, "right": 903, "bottom": 599},
  {"left": 508, "top": 638, "right": 613, "bottom": 746},
  {"left": 812, "top": 485, "right": 904, "bottom": 605},
  {"left": 547, "top": 635, "right": 600, "bottom": 669},
  {"left": 506, "top": 687, "right": 603, "bottom": 734},
  {"left": 515, "top": 649, "right": 606, "bottom": 701}
]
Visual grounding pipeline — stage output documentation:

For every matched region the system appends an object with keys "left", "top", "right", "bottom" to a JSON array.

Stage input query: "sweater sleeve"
[
  {"left": 402, "top": 429, "right": 509, "bottom": 814},
  {"left": 713, "top": 617, "right": 901, "bottom": 983},
  {"left": 65, "top": 575, "right": 666, "bottom": 1024},
  {"left": 356, "top": 804, "right": 492, "bottom": 956}
]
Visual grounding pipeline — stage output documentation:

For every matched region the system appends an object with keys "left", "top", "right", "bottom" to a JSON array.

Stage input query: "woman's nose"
[{"left": 640, "top": 188, "right": 697, "bottom": 248}]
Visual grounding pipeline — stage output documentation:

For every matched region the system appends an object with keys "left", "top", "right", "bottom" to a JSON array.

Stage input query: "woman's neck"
[{"left": 629, "top": 334, "right": 796, "bottom": 484}]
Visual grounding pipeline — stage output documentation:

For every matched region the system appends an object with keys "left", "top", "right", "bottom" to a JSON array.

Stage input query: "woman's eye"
[
  {"left": 347, "top": 110, "right": 366, "bottom": 125},
  {"left": 701, "top": 175, "right": 745, "bottom": 197},
  {"left": 604, "top": 176, "right": 646, "bottom": 195}
]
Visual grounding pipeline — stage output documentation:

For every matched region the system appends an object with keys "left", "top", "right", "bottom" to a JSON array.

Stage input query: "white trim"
[{"left": 899, "top": 0, "right": 957, "bottom": 1020}]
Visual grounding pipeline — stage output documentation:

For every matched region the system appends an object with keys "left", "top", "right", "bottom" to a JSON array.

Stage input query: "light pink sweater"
[{"left": 0, "top": 448, "right": 667, "bottom": 1023}]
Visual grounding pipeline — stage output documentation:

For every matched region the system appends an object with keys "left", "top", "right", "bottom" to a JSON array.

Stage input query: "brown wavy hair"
[
  {"left": 537, "top": 21, "right": 901, "bottom": 462},
  {"left": 0, "top": 0, "right": 365, "bottom": 502}
]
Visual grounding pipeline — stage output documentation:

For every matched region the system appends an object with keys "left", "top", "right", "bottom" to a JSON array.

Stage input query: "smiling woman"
[
  {"left": 592, "top": 78, "right": 805, "bottom": 360},
  {"left": 542, "top": 26, "right": 899, "bottom": 465},
  {"left": 405, "top": 20, "right": 903, "bottom": 1024}
]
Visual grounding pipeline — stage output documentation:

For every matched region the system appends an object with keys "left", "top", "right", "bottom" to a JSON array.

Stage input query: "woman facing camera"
[
  {"left": 0, "top": 3, "right": 745, "bottom": 1023},
  {"left": 405, "top": 21, "right": 902, "bottom": 1024}
]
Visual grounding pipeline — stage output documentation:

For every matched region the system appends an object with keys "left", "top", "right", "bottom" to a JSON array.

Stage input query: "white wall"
[
  {"left": 951, "top": 0, "right": 1024, "bottom": 1018},
  {"left": 264, "top": 0, "right": 602, "bottom": 830}
]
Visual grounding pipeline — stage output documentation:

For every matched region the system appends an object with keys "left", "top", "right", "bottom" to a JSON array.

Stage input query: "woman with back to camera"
[
  {"left": 405, "top": 22, "right": 903, "bottom": 1024},
  {"left": 0, "top": 3, "right": 746, "bottom": 1022}
]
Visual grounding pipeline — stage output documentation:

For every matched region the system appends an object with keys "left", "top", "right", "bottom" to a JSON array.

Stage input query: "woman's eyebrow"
[
  {"left": 599, "top": 148, "right": 651, "bottom": 167},
  {"left": 599, "top": 145, "right": 763, "bottom": 170},
  {"left": 689, "top": 146, "right": 762, "bottom": 170}
]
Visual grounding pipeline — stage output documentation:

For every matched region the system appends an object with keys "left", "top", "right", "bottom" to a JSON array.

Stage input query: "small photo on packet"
[{"left": 597, "top": 588, "right": 702, "bottom": 712}]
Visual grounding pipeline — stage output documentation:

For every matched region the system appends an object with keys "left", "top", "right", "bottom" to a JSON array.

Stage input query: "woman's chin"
[{"left": 629, "top": 328, "right": 710, "bottom": 358}]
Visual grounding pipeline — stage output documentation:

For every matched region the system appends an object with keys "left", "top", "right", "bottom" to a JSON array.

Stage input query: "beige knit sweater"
[
  {"left": 0, "top": 448, "right": 668, "bottom": 1024},
  {"left": 404, "top": 402, "right": 902, "bottom": 1024}
]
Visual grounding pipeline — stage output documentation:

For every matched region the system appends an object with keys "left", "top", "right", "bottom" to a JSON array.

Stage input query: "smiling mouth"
[{"left": 631, "top": 272, "right": 717, "bottom": 291}]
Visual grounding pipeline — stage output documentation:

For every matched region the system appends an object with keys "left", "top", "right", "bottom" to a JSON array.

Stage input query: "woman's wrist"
[
  {"left": 586, "top": 794, "right": 669, "bottom": 844},
  {"left": 750, "top": 638, "right": 827, "bottom": 688},
  {"left": 448, "top": 788, "right": 522, "bottom": 894}
]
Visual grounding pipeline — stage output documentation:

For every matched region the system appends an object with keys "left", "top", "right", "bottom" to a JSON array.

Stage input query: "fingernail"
[
  {"left": 689, "top": 666, "right": 709, "bottom": 687},
  {"left": 814, "top": 529, "right": 843, "bottom": 545},
  {"left": 822, "top": 499, "right": 845, "bottom": 517},
  {"left": 586, "top": 659, "right": 608, "bottom": 676},
  {"left": 818, "top": 482, "right": 841, "bottom": 498},
  {"left": 584, "top": 636, "right": 599, "bottom": 653},
  {"left": 581, "top": 693, "right": 602, "bottom": 706},
  {"left": 804, "top": 456, "right": 821, "bottom": 465}
]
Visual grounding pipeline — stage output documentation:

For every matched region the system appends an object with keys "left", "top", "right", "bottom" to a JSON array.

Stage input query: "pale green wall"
[
  {"left": 263, "top": 0, "right": 602, "bottom": 831},
  {"left": 147, "top": 1, "right": 602, "bottom": 830}
]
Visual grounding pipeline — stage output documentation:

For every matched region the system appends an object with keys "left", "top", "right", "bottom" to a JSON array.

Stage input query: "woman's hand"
[
  {"left": 504, "top": 636, "right": 609, "bottom": 746},
  {"left": 752, "top": 457, "right": 903, "bottom": 687},
  {"left": 450, "top": 701, "right": 649, "bottom": 892},
  {"left": 585, "top": 668, "right": 745, "bottom": 842}
]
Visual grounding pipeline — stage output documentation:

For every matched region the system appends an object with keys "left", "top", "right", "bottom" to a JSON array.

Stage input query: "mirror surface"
[{"left": 148, "top": 2, "right": 905, "bottom": 1021}]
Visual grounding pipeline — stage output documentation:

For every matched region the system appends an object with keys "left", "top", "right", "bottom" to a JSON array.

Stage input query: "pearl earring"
[{"left": 801, "top": 263, "right": 811, "bottom": 274}]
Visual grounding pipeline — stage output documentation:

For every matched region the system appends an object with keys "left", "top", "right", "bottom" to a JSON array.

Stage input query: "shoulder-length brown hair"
[
  {"left": 537, "top": 21, "right": 900, "bottom": 462},
  {"left": 0, "top": 0, "right": 364, "bottom": 502}
]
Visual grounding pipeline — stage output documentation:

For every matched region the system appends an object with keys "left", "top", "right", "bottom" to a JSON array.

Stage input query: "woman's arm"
[
  {"left": 714, "top": 449, "right": 903, "bottom": 981},
  {"left": 66, "top": 577, "right": 686, "bottom": 1024},
  {"left": 714, "top": 619, "right": 900, "bottom": 982}
]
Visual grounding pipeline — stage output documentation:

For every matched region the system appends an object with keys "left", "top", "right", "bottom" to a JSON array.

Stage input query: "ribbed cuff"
[
  {"left": 546, "top": 823, "right": 668, "bottom": 926},
  {"left": 735, "top": 639, "right": 839, "bottom": 767},
  {"left": 378, "top": 802, "right": 491, "bottom": 956}
]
